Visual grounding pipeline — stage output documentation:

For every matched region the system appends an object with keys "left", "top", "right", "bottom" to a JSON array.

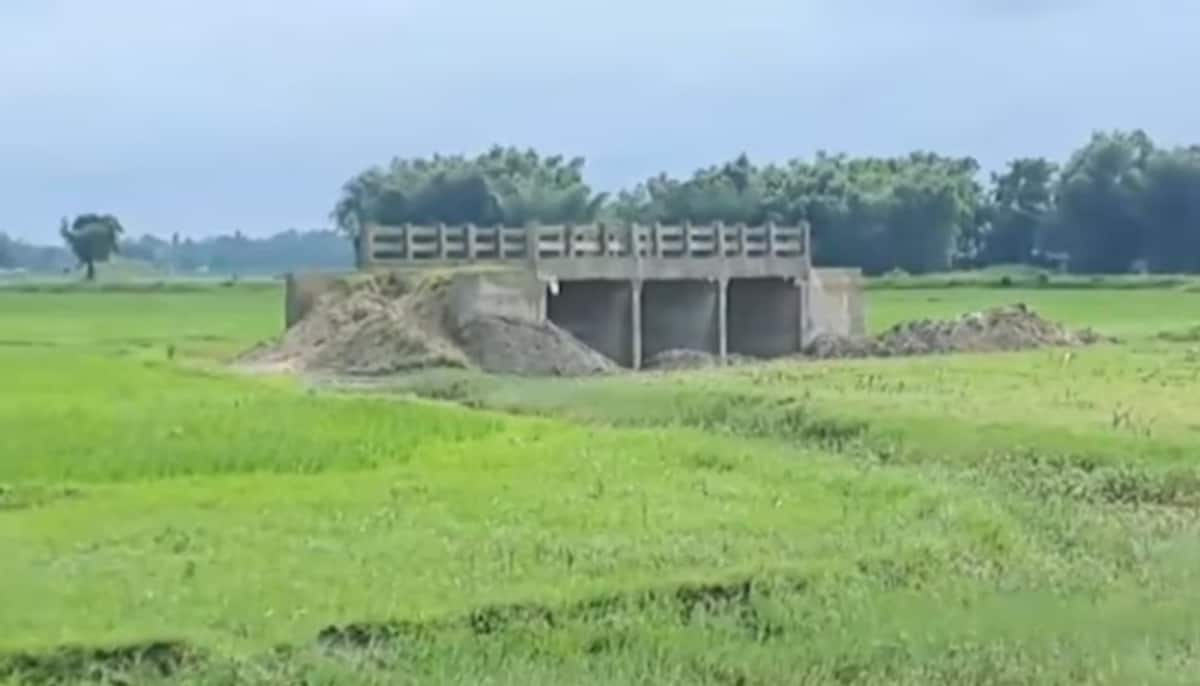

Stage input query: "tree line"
[
  {"left": 0, "top": 227, "right": 353, "bottom": 278},
  {"left": 119, "top": 229, "right": 353, "bottom": 275},
  {"left": 333, "top": 130, "right": 1200, "bottom": 274},
  {"left": 4, "top": 128, "right": 1195, "bottom": 279}
]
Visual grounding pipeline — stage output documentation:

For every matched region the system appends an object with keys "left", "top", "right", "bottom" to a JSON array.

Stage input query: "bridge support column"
[
  {"left": 631, "top": 279, "right": 643, "bottom": 370},
  {"left": 717, "top": 277, "right": 728, "bottom": 361}
]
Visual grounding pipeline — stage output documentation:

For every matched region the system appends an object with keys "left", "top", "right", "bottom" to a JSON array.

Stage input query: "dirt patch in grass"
[
  {"left": 805, "top": 303, "right": 1112, "bottom": 359},
  {"left": 238, "top": 272, "right": 615, "bottom": 377}
]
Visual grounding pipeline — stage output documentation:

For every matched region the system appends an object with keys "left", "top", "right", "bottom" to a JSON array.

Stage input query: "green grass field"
[{"left": 2, "top": 284, "right": 1199, "bottom": 684}]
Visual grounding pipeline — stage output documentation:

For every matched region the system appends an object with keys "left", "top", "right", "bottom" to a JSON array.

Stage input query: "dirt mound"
[
  {"left": 805, "top": 303, "right": 1110, "bottom": 359},
  {"left": 642, "top": 349, "right": 755, "bottom": 372},
  {"left": 240, "top": 272, "right": 616, "bottom": 377},
  {"left": 457, "top": 316, "right": 616, "bottom": 376}
]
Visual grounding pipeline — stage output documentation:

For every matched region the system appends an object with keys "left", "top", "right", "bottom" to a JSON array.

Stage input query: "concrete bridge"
[{"left": 290, "top": 222, "right": 865, "bottom": 370}]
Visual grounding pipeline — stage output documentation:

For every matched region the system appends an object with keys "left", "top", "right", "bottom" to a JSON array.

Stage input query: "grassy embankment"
[{"left": 1, "top": 283, "right": 1199, "bottom": 685}]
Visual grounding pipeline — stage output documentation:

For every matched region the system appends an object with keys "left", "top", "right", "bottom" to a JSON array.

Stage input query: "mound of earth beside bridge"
[
  {"left": 803, "top": 303, "right": 1112, "bottom": 359},
  {"left": 238, "top": 271, "right": 615, "bottom": 377}
]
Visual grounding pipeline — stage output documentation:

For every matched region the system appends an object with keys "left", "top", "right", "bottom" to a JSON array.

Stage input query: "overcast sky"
[{"left": 2, "top": 0, "right": 1198, "bottom": 242}]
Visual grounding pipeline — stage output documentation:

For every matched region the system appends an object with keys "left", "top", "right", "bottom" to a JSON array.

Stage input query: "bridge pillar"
[
  {"left": 717, "top": 277, "right": 728, "bottom": 361},
  {"left": 631, "top": 279, "right": 643, "bottom": 370}
]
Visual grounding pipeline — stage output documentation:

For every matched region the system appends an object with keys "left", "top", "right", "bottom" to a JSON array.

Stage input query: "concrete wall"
[
  {"left": 447, "top": 269, "right": 546, "bottom": 329},
  {"left": 806, "top": 268, "right": 867, "bottom": 341},
  {"left": 547, "top": 280, "right": 634, "bottom": 367},
  {"left": 641, "top": 280, "right": 720, "bottom": 359},
  {"left": 727, "top": 278, "right": 802, "bottom": 358}
]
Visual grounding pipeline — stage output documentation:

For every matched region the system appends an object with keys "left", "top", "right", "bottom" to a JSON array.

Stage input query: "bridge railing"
[{"left": 361, "top": 222, "right": 808, "bottom": 266}]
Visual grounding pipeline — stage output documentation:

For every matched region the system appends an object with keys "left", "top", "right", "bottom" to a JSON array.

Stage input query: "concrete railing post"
[{"left": 524, "top": 225, "right": 540, "bottom": 269}]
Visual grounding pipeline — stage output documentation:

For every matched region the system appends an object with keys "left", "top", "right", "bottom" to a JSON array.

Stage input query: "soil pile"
[
  {"left": 240, "top": 272, "right": 616, "bottom": 377},
  {"left": 804, "top": 303, "right": 1110, "bottom": 359},
  {"left": 642, "top": 349, "right": 755, "bottom": 372},
  {"left": 456, "top": 316, "right": 616, "bottom": 376}
]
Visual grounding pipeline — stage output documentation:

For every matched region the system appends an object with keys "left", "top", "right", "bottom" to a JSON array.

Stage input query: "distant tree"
[
  {"left": 60, "top": 214, "right": 124, "bottom": 280},
  {"left": 120, "top": 234, "right": 170, "bottom": 264},
  {"left": 0, "top": 232, "right": 13, "bottom": 269},
  {"left": 177, "top": 237, "right": 200, "bottom": 272},
  {"left": 1136, "top": 146, "right": 1200, "bottom": 273},
  {"left": 612, "top": 151, "right": 983, "bottom": 274},
  {"left": 981, "top": 158, "right": 1058, "bottom": 265},
  {"left": 1049, "top": 130, "right": 1154, "bottom": 272}
]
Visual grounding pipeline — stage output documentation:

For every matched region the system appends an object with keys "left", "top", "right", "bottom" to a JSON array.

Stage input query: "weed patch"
[
  {"left": 973, "top": 452, "right": 1200, "bottom": 509},
  {"left": 0, "top": 641, "right": 195, "bottom": 685},
  {"left": 670, "top": 393, "right": 869, "bottom": 449},
  {"left": 1157, "top": 325, "right": 1200, "bottom": 343},
  {"left": 316, "top": 578, "right": 765, "bottom": 651},
  {"left": 0, "top": 484, "right": 81, "bottom": 512}
]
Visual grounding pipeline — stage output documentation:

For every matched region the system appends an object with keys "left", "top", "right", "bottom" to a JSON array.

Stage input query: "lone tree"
[
  {"left": 0, "top": 232, "right": 13, "bottom": 269},
  {"left": 60, "top": 214, "right": 124, "bottom": 280}
]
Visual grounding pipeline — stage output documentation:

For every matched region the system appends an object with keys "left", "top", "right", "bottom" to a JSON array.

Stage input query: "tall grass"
[
  {"left": 0, "top": 287, "right": 280, "bottom": 359},
  {"left": 3, "top": 285, "right": 1200, "bottom": 684}
]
